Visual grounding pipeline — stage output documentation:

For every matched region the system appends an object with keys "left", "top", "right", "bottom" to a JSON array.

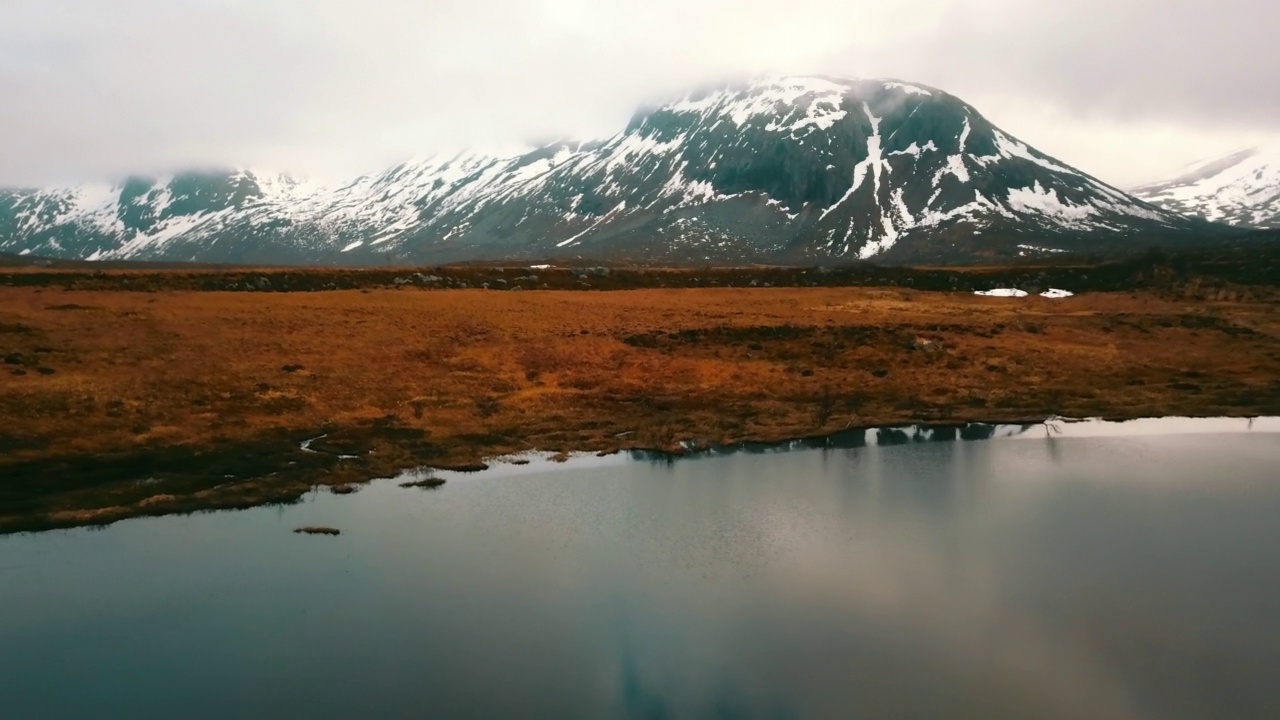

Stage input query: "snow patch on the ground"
[
  {"left": 974, "top": 287, "right": 1074, "bottom": 298},
  {"left": 1017, "top": 243, "right": 1068, "bottom": 254}
]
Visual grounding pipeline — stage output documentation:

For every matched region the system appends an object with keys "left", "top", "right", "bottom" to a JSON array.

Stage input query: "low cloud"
[{"left": 1, "top": 0, "right": 1275, "bottom": 187}]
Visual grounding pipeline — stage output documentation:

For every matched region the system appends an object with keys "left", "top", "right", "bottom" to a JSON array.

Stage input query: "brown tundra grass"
[{"left": 2, "top": 277, "right": 1278, "bottom": 532}]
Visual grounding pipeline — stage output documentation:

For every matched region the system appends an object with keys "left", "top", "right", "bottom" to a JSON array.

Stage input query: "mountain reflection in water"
[{"left": 1, "top": 417, "right": 1278, "bottom": 719}]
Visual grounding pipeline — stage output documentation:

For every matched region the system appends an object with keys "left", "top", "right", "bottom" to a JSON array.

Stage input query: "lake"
[{"left": 2, "top": 418, "right": 1279, "bottom": 719}]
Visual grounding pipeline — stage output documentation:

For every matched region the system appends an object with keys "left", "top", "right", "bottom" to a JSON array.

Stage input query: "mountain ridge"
[
  {"left": 1133, "top": 145, "right": 1280, "bottom": 229},
  {"left": 0, "top": 75, "right": 1229, "bottom": 265}
]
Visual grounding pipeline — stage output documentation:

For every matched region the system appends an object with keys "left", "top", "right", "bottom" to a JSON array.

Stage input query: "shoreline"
[
  {"left": 425, "top": 414, "right": 1280, "bottom": 479},
  {"left": 4, "top": 411, "right": 1279, "bottom": 535}
]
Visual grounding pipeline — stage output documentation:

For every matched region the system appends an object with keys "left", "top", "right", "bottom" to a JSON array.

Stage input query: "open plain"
[{"left": 2, "top": 254, "right": 1279, "bottom": 533}]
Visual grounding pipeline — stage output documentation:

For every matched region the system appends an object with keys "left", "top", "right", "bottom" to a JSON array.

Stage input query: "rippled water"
[{"left": 2, "top": 419, "right": 1279, "bottom": 719}]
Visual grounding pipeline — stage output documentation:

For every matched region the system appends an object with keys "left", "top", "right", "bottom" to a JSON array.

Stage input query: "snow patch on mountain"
[
  {"left": 977, "top": 130, "right": 1075, "bottom": 175},
  {"left": 1006, "top": 182, "right": 1099, "bottom": 226},
  {"left": 882, "top": 81, "right": 932, "bottom": 96}
]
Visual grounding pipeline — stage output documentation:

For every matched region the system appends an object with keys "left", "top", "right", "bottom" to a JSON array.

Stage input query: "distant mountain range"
[
  {"left": 1133, "top": 146, "right": 1280, "bottom": 230},
  {"left": 0, "top": 76, "right": 1243, "bottom": 266}
]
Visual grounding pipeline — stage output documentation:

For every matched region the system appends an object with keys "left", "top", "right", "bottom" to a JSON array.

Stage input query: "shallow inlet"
[{"left": 2, "top": 417, "right": 1279, "bottom": 719}]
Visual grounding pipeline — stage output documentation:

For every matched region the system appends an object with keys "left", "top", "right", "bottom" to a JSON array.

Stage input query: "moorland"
[{"left": 2, "top": 246, "right": 1279, "bottom": 532}]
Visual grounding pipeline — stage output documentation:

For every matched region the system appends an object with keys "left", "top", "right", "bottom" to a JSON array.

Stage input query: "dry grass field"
[{"left": 2, "top": 271, "right": 1279, "bottom": 532}]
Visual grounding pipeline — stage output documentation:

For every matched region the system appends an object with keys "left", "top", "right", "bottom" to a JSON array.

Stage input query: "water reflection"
[
  {"left": 1, "top": 424, "right": 1278, "bottom": 719},
  {"left": 629, "top": 423, "right": 1017, "bottom": 464}
]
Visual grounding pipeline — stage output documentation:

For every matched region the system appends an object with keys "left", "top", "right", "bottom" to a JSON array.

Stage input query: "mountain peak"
[
  {"left": 1, "top": 76, "right": 1223, "bottom": 265},
  {"left": 657, "top": 75, "right": 943, "bottom": 123},
  {"left": 1134, "top": 146, "right": 1280, "bottom": 229}
]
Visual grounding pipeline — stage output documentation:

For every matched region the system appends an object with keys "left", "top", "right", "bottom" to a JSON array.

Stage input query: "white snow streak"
[
  {"left": 1005, "top": 182, "right": 1098, "bottom": 225},
  {"left": 556, "top": 201, "right": 627, "bottom": 247},
  {"left": 822, "top": 103, "right": 886, "bottom": 221}
]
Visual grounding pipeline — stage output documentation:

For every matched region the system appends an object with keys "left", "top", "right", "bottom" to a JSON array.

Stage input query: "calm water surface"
[{"left": 2, "top": 421, "right": 1279, "bottom": 719}]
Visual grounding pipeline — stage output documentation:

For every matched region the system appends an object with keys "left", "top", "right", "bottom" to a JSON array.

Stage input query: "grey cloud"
[
  {"left": 872, "top": 0, "right": 1280, "bottom": 126},
  {"left": 1, "top": 0, "right": 1275, "bottom": 188}
]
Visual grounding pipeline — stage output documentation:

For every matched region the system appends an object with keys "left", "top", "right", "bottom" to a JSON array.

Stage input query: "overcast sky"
[{"left": 2, "top": 0, "right": 1276, "bottom": 188}]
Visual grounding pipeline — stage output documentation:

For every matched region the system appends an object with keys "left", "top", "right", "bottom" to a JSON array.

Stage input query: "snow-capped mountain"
[
  {"left": 0, "top": 76, "right": 1224, "bottom": 265},
  {"left": 1132, "top": 146, "right": 1280, "bottom": 229}
]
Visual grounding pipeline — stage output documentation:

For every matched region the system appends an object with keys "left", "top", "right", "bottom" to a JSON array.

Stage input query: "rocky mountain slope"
[
  {"left": 0, "top": 76, "right": 1225, "bottom": 265},
  {"left": 1133, "top": 146, "right": 1280, "bottom": 229}
]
